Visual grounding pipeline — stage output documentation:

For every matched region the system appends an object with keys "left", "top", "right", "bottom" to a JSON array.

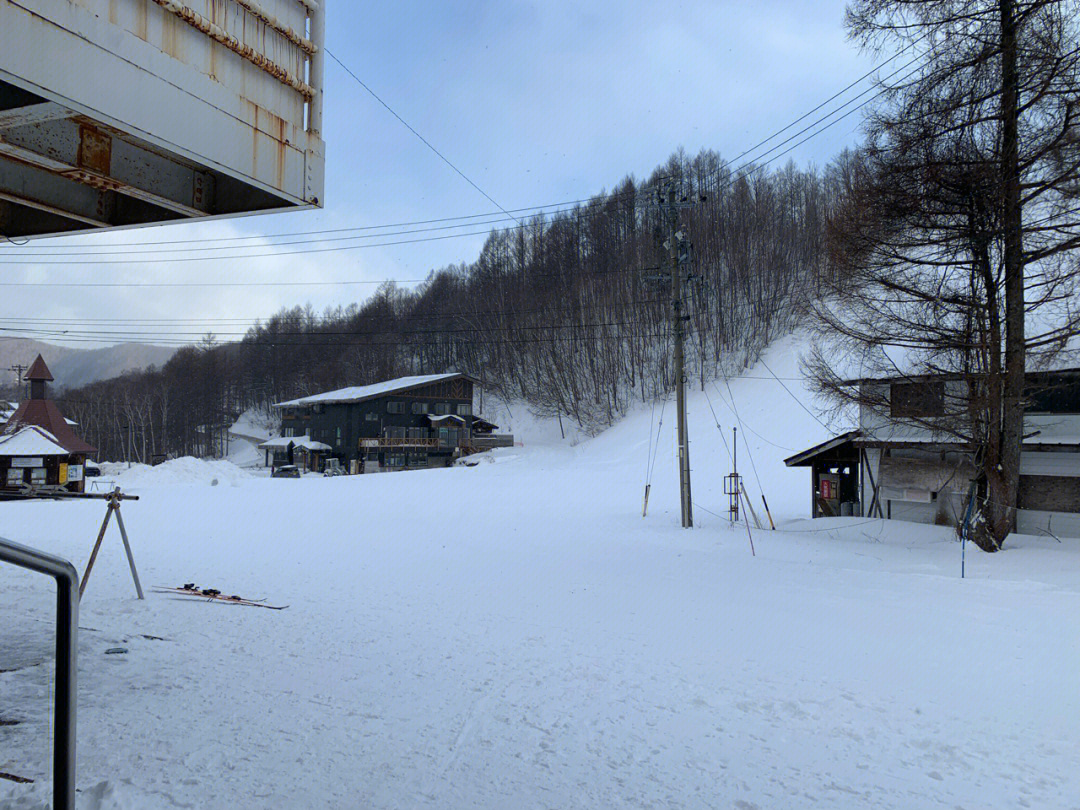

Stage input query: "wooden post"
[
  {"left": 737, "top": 488, "right": 756, "bottom": 556},
  {"left": 112, "top": 496, "right": 144, "bottom": 599},
  {"left": 79, "top": 501, "right": 114, "bottom": 598},
  {"left": 740, "top": 482, "right": 763, "bottom": 529},
  {"left": 79, "top": 489, "right": 143, "bottom": 599}
]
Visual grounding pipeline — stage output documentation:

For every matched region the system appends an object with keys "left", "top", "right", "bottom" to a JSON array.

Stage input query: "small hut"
[
  {"left": 1, "top": 355, "right": 97, "bottom": 494},
  {"left": 259, "top": 435, "right": 333, "bottom": 473}
]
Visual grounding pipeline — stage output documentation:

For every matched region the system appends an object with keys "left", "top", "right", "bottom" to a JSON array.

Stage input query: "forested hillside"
[{"left": 60, "top": 149, "right": 847, "bottom": 461}]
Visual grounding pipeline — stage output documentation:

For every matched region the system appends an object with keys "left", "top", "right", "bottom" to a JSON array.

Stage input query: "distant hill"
[{"left": 0, "top": 339, "right": 176, "bottom": 390}]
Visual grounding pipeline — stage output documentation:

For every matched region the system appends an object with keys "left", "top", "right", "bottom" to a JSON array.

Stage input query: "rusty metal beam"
[
  {"left": 0, "top": 101, "right": 72, "bottom": 130},
  {"left": 0, "top": 117, "right": 215, "bottom": 218},
  {"left": 233, "top": 0, "right": 317, "bottom": 54},
  {"left": 0, "top": 158, "right": 111, "bottom": 227},
  {"left": 148, "top": 0, "right": 315, "bottom": 98}
]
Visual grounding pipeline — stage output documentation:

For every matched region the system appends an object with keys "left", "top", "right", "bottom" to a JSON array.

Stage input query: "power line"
[
  {"left": 756, "top": 356, "right": 831, "bottom": 430},
  {"left": 0, "top": 297, "right": 671, "bottom": 326},
  {"left": 0, "top": 44, "right": 933, "bottom": 268},
  {"left": 326, "top": 49, "right": 521, "bottom": 227},
  {"left": 3, "top": 40, "right": 926, "bottom": 255}
]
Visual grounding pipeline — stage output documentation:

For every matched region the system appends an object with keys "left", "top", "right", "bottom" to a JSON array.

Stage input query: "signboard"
[
  {"left": 11, "top": 457, "right": 43, "bottom": 468},
  {"left": 819, "top": 477, "right": 837, "bottom": 501},
  {"left": 58, "top": 462, "right": 68, "bottom": 485},
  {"left": 67, "top": 464, "right": 84, "bottom": 483}
]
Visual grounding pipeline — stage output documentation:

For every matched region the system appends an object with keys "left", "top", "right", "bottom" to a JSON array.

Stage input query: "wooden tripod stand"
[{"left": 80, "top": 488, "right": 143, "bottom": 600}]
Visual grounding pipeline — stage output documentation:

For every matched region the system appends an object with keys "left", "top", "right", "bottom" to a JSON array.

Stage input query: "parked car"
[
  {"left": 272, "top": 465, "right": 301, "bottom": 479},
  {"left": 84, "top": 460, "right": 102, "bottom": 478}
]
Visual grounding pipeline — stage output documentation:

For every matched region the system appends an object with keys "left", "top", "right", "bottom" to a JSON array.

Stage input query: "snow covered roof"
[
  {"left": 273, "top": 373, "right": 478, "bottom": 408},
  {"left": 0, "top": 425, "right": 71, "bottom": 457},
  {"left": 259, "top": 435, "right": 333, "bottom": 452},
  {"left": 428, "top": 414, "right": 465, "bottom": 423}
]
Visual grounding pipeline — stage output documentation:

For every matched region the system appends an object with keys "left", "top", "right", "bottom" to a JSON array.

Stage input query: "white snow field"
[{"left": 2, "top": 336, "right": 1078, "bottom": 809}]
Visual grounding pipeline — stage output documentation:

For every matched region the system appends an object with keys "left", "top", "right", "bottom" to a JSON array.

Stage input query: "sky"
[{"left": 0, "top": 0, "right": 877, "bottom": 351}]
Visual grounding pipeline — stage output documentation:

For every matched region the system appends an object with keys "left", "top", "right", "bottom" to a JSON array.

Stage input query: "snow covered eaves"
[
  {"left": 0, "top": 425, "right": 71, "bottom": 457},
  {"left": 273, "top": 373, "right": 480, "bottom": 408},
  {"left": 841, "top": 365, "right": 1080, "bottom": 386},
  {"left": 427, "top": 414, "right": 465, "bottom": 423},
  {"left": 259, "top": 435, "right": 333, "bottom": 452}
]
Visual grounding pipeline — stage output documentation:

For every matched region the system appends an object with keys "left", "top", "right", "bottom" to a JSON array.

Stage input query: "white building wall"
[{"left": 1017, "top": 509, "right": 1080, "bottom": 538}]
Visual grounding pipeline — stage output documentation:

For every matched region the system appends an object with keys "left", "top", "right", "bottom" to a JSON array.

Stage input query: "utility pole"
[
  {"left": 640, "top": 181, "right": 705, "bottom": 528},
  {"left": 9, "top": 363, "right": 28, "bottom": 399},
  {"left": 663, "top": 183, "right": 693, "bottom": 528}
]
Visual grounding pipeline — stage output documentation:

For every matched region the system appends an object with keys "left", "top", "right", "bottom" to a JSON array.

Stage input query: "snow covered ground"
[{"left": 2, "top": 337, "right": 1078, "bottom": 809}]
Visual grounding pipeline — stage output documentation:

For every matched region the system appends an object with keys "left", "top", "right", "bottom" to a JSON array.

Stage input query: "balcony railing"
[
  {"left": 361, "top": 437, "right": 440, "bottom": 449},
  {"left": 468, "top": 434, "right": 515, "bottom": 450}
]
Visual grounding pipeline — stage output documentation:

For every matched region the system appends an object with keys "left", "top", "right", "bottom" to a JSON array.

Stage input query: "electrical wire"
[
  {"left": 0, "top": 38, "right": 924, "bottom": 256},
  {"left": 327, "top": 49, "right": 521, "bottom": 227},
  {"left": 0, "top": 45, "right": 934, "bottom": 268}
]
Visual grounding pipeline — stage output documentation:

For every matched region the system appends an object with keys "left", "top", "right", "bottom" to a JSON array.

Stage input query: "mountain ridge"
[{"left": 0, "top": 338, "right": 176, "bottom": 390}]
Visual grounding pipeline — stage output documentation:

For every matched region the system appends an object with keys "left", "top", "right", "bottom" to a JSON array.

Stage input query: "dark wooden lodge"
[{"left": 273, "top": 373, "right": 512, "bottom": 472}]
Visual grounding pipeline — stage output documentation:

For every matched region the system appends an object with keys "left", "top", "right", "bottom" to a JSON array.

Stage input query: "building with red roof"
[{"left": 1, "top": 355, "right": 97, "bottom": 494}]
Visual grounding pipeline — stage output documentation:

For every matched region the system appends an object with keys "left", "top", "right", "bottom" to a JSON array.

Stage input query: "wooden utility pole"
[
  {"left": 9, "top": 363, "right": 28, "bottom": 399},
  {"left": 663, "top": 184, "right": 693, "bottom": 528}
]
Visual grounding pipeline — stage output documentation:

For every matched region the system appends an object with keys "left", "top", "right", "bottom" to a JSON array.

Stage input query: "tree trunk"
[{"left": 994, "top": 0, "right": 1025, "bottom": 550}]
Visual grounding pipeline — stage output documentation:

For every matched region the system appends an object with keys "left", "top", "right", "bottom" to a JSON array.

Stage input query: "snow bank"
[
  {"left": 228, "top": 407, "right": 278, "bottom": 443},
  {"left": 2, "top": 333, "right": 1077, "bottom": 810},
  {"left": 98, "top": 457, "right": 252, "bottom": 489},
  {"left": 477, "top": 393, "right": 588, "bottom": 447}
]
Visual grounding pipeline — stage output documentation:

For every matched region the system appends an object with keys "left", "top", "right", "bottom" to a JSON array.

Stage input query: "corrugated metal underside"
[{"left": 0, "top": 0, "right": 324, "bottom": 239}]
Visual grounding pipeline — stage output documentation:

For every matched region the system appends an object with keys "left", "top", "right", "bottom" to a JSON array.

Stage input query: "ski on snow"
[{"left": 153, "top": 585, "right": 289, "bottom": 610}]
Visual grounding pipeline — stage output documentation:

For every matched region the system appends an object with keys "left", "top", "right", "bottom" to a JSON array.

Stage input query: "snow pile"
[
  {"left": 477, "top": 393, "right": 588, "bottom": 447},
  {"left": 228, "top": 407, "right": 278, "bottom": 443},
  {"left": 98, "top": 457, "right": 252, "bottom": 489}
]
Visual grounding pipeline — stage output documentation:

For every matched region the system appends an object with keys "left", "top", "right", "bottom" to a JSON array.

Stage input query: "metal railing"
[
  {"left": 0, "top": 536, "right": 78, "bottom": 810},
  {"left": 467, "top": 434, "right": 515, "bottom": 450},
  {"left": 361, "top": 437, "right": 440, "bottom": 449}
]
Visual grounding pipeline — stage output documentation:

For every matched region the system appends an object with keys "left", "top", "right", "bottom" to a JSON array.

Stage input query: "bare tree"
[{"left": 808, "top": 0, "right": 1080, "bottom": 550}]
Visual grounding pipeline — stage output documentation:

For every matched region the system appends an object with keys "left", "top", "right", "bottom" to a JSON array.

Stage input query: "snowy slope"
[{"left": 1, "top": 336, "right": 1077, "bottom": 810}]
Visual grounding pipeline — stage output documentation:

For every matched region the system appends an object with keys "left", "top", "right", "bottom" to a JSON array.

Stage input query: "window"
[
  {"left": 387, "top": 401, "right": 406, "bottom": 414},
  {"left": 386, "top": 427, "right": 406, "bottom": 439},
  {"left": 365, "top": 412, "right": 379, "bottom": 422},
  {"left": 407, "top": 427, "right": 428, "bottom": 439},
  {"left": 313, "top": 404, "right": 324, "bottom": 414},
  {"left": 6, "top": 468, "right": 23, "bottom": 487},
  {"left": 457, "top": 403, "right": 472, "bottom": 416},
  {"left": 411, "top": 402, "right": 429, "bottom": 415},
  {"left": 336, "top": 427, "right": 342, "bottom": 447},
  {"left": 283, "top": 427, "right": 294, "bottom": 437},
  {"left": 890, "top": 382, "right": 945, "bottom": 418},
  {"left": 1026, "top": 377, "right": 1080, "bottom": 414},
  {"left": 386, "top": 454, "right": 405, "bottom": 467},
  {"left": 30, "top": 468, "right": 46, "bottom": 485},
  {"left": 433, "top": 402, "right": 451, "bottom": 415},
  {"left": 1018, "top": 475, "right": 1080, "bottom": 513}
]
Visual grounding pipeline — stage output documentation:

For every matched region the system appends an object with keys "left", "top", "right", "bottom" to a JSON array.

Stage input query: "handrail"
[
  {"left": 0, "top": 536, "right": 78, "bottom": 810},
  {"left": 361, "top": 437, "right": 440, "bottom": 448}
]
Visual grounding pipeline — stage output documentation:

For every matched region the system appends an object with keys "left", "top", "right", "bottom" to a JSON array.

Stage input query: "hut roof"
[
  {"left": 25, "top": 354, "right": 54, "bottom": 382},
  {"left": 259, "top": 435, "right": 333, "bottom": 452},
  {"left": 5, "top": 399, "right": 97, "bottom": 455},
  {"left": 0, "top": 425, "right": 70, "bottom": 457},
  {"left": 274, "top": 373, "right": 479, "bottom": 408}
]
